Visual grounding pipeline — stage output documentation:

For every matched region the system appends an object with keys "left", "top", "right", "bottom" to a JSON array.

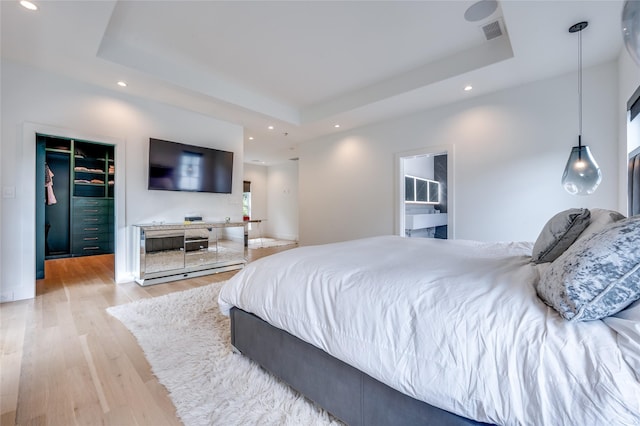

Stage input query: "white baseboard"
[
  {"left": 1, "top": 286, "right": 35, "bottom": 303},
  {"left": 269, "top": 233, "right": 298, "bottom": 241},
  {"left": 0, "top": 291, "right": 14, "bottom": 303},
  {"left": 115, "top": 272, "right": 136, "bottom": 284}
]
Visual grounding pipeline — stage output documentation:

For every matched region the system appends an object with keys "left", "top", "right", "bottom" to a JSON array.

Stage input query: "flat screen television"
[{"left": 148, "top": 138, "right": 234, "bottom": 194}]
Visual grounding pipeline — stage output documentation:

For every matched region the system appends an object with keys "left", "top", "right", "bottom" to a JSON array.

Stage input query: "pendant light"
[
  {"left": 622, "top": 0, "right": 640, "bottom": 67},
  {"left": 561, "top": 21, "right": 602, "bottom": 196}
]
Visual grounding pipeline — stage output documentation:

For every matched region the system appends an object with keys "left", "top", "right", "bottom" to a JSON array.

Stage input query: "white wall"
[
  {"left": 299, "top": 61, "right": 620, "bottom": 245},
  {"left": 267, "top": 160, "right": 299, "bottom": 241},
  {"left": 1, "top": 60, "right": 243, "bottom": 301},
  {"left": 244, "top": 161, "right": 299, "bottom": 241},
  {"left": 243, "top": 163, "right": 268, "bottom": 239}
]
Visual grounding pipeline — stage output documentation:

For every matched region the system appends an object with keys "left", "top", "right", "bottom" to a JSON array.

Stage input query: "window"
[{"left": 243, "top": 180, "right": 251, "bottom": 221}]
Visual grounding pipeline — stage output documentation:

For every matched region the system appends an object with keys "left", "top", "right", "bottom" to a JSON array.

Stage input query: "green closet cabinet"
[
  {"left": 71, "top": 141, "right": 115, "bottom": 256},
  {"left": 71, "top": 198, "right": 114, "bottom": 256},
  {"left": 39, "top": 135, "right": 115, "bottom": 261}
]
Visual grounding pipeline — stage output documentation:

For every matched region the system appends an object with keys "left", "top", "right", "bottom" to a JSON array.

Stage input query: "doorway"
[
  {"left": 36, "top": 134, "right": 116, "bottom": 278},
  {"left": 15, "top": 122, "right": 124, "bottom": 301},
  {"left": 397, "top": 147, "right": 453, "bottom": 239}
]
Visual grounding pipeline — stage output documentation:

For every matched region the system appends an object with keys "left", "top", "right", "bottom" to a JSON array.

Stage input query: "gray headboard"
[
  {"left": 630, "top": 148, "right": 640, "bottom": 217},
  {"left": 628, "top": 85, "right": 640, "bottom": 217}
]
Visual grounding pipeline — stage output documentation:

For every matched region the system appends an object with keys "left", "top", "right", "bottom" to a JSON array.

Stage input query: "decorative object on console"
[
  {"left": 622, "top": 0, "right": 640, "bottom": 67},
  {"left": 561, "top": 21, "right": 602, "bottom": 196}
]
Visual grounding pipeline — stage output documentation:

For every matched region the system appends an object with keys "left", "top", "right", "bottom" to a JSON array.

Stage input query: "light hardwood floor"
[{"left": 0, "top": 244, "right": 296, "bottom": 426}]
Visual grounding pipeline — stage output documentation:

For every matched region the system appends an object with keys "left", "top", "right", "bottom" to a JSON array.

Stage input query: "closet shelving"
[
  {"left": 73, "top": 140, "right": 114, "bottom": 198},
  {"left": 42, "top": 135, "right": 115, "bottom": 258}
]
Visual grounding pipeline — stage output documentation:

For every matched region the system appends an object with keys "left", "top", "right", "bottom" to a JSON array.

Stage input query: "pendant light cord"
[{"left": 578, "top": 27, "right": 583, "bottom": 149}]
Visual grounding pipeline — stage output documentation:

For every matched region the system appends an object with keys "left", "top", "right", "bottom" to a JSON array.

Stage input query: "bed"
[{"left": 218, "top": 212, "right": 640, "bottom": 425}]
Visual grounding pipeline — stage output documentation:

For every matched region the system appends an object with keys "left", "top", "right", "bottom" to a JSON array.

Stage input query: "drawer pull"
[
  {"left": 84, "top": 228, "right": 99, "bottom": 231},
  {"left": 83, "top": 209, "right": 99, "bottom": 213},
  {"left": 84, "top": 218, "right": 99, "bottom": 222},
  {"left": 84, "top": 237, "right": 99, "bottom": 241},
  {"left": 83, "top": 246, "right": 100, "bottom": 250}
]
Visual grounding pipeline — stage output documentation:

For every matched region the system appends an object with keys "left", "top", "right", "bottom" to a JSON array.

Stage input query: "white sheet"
[{"left": 218, "top": 236, "right": 640, "bottom": 425}]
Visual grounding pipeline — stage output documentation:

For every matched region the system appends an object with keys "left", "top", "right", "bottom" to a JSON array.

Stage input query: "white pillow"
[{"left": 537, "top": 215, "right": 640, "bottom": 321}]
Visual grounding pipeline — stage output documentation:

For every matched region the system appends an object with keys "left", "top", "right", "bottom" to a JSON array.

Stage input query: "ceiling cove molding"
[
  {"left": 300, "top": 35, "right": 514, "bottom": 124},
  {"left": 97, "top": 34, "right": 301, "bottom": 125}
]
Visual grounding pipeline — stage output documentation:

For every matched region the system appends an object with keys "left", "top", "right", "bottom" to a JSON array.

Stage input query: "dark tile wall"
[{"left": 434, "top": 154, "right": 447, "bottom": 214}]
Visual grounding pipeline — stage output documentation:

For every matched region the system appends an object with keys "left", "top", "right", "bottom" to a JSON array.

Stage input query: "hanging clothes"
[{"left": 45, "top": 163, "right": 57, "bottom": 205}]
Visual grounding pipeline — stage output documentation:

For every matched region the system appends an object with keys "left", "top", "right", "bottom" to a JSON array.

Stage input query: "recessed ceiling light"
[
  {"left": 20, "top": 1, "right": 38, "bottom": 10},
  {"left": 334, "top": 124, "right": 340, "bottom": 128},
  {"left": 267, "top": 125, "right": 274, "bottom": 130},
  {"left": 464, "top": 85, "right": 473, "bottom": 91},
  {"left": 248, "top": 136, "right": 254, "bottom": 141},
  {"left": 117, "top": 81, "right": 127, "bottom": 87}
]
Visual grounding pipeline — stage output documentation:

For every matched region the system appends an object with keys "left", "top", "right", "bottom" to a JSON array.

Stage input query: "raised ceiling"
[{"left": 1, "top": 1, "right": 625, "bottom": 164}]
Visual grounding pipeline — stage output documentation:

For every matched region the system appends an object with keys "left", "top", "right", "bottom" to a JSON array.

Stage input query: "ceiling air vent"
[{"left": 482, "top": 19, "right": 503, "bottom": 41}]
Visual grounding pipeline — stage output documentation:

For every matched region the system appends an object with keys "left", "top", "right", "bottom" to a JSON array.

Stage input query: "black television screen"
[{"left": 148, "top": 138, "right": 234, "bottom": 194}]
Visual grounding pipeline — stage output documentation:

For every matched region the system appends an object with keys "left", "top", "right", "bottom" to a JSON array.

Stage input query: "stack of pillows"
[{"left": 533, "top": 208, "right": 640, "bottom": 321}]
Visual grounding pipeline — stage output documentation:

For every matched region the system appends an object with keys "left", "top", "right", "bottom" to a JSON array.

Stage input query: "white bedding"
[{"left": 218, "top": 236, "right": 640, "bottom": 425}]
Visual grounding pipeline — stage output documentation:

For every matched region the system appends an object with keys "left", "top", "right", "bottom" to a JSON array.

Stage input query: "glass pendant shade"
[
  {"left": 622, "top": 0, "right": 640, "bottom": 66},
  {"left": 561, "top": 145, "right": 602, "bottom": 195}
]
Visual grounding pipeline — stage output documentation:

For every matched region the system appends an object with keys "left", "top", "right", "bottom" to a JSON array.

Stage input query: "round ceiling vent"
[{"left": 464, "top": 0, "right": 498, "bottom": 22}]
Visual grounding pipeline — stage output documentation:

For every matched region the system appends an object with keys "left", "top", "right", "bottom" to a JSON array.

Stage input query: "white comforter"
[{"left": 218, "top": 236, "right": 640, "bottom": 426}]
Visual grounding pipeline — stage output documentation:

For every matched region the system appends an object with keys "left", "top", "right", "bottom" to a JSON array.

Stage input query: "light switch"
[{"left": 2, "top": 186, "right": 15, "bottom": 198}]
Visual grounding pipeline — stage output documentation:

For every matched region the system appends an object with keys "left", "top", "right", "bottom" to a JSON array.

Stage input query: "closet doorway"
[
  {"left": 396, "top": 146, "right": 454, "bottom": 239},
  {"left": 36, "top": 134, "right": 116, "bottom": 279}
]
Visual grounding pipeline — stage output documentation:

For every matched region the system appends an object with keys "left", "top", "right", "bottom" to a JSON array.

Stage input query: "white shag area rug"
[
  {"left": 248, "top": 238, "right": 297, "bottom": 249},
  {"left": 107, "top": 281, "right": 341, "bottom": 426}
]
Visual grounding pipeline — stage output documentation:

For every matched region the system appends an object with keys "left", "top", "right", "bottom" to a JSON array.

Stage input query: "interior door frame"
[
  {"left": 24, "top": 122, "right": 126, "bottom": 295},
  {"left": 395, "top": 144, "right": 455, "bottom": 238}
]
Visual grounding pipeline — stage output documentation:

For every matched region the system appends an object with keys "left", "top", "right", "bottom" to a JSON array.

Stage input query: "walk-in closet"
[{"left": 36, "top": 134, "right": 115, "bottom": 278}]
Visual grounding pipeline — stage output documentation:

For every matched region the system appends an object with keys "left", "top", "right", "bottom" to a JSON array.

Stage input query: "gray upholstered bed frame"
[{"left": 230, "top": 307, "right": 491, "bottom": 426}]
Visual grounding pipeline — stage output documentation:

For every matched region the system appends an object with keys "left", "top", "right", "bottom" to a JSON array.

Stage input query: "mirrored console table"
[{"left": 133, "top": 222, "right": 246, "bottom": 286}]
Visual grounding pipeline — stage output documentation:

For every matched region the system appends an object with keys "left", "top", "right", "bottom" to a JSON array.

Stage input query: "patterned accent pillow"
[
  {"left": 531, "top": 208, "right": 591, "bottom": 264},
  {"left": 576, "top": 208, "right": 625, "bottom": 242},
  {"left": 537, "top": 215, "right": 640, "bottom": 321}
]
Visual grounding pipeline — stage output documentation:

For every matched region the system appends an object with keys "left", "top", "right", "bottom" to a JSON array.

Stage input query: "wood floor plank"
[
  {"left": 0, "top": 302, "right": 28, "bottom": 421},
  {"left": 1, "top": 243, "right": 297, "bottom": 425}
]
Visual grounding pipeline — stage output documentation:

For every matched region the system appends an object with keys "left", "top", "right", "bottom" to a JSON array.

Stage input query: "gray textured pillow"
[
  {"left": 531, "top": 208, "right": 591, "bottom": 264},
  {"left": 575, "top": 208, "right": 625, "bottom": 242},
  {"left": 537, "top": 215, "right": 640, "bottom": 321}
]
